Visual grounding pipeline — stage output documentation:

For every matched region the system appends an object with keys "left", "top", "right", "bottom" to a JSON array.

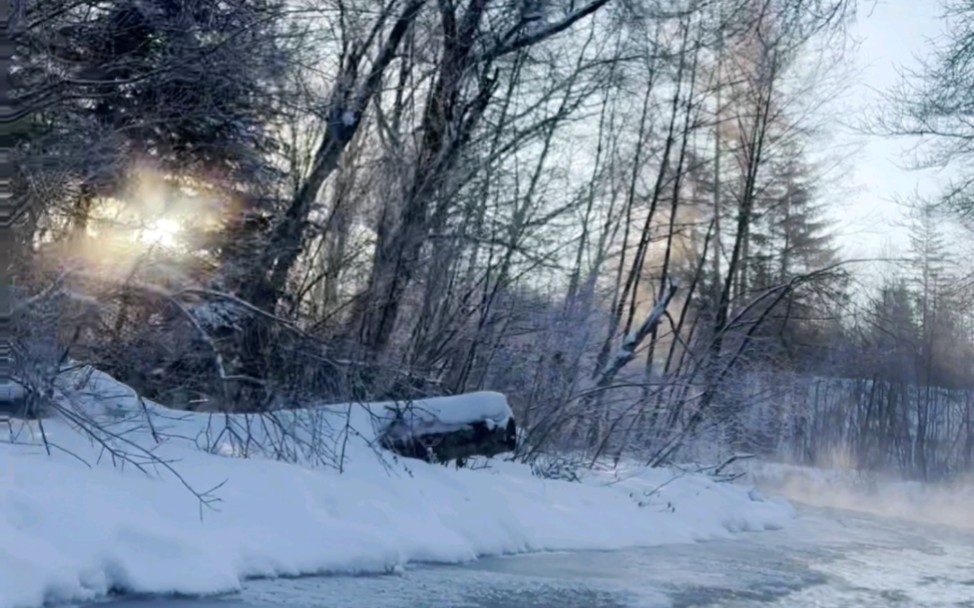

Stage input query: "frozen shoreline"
[{"left": 0, "top": 370, "right": 795, "bottom": 608}]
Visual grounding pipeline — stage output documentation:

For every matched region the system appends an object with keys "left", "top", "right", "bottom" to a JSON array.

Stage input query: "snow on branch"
[{"left": 597, "top": 279, "right": 680, "bottom": 388}]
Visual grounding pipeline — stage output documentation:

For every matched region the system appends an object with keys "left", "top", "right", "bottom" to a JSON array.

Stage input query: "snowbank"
[
  {"left": 0, "top": 369, "right": 794, "bottom": 608},
  {"left": 746, "top": 461, "right": 974, "bottom": 529}
]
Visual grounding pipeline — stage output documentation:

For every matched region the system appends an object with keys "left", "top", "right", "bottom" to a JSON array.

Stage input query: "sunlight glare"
[{"left": 137, "top": 218, "right": 181, "bottom": 248}]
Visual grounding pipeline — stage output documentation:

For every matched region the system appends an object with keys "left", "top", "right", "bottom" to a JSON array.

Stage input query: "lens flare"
[{"left": 137, "top": 218, "right": 181, "bottom": 248}]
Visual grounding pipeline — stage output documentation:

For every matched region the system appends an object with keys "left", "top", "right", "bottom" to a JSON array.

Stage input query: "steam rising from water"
[{"left": 745, "top": 460, "right": 974, "bottom": 530}]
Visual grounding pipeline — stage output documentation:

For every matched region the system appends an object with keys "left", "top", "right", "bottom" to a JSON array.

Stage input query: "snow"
[
  {"left": 0, "top": 368, "right": 795, "bottom": 608},
  {"left": 377, "top": 391, "right": 512, "bottom": 439},
  {"left": 190, "top": 300, "right": 242, "bottom": 332}
]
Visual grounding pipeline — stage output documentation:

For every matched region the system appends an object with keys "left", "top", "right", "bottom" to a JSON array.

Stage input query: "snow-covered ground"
[{"left": 0, "top": 369, "right": 794, "bottom": 608}]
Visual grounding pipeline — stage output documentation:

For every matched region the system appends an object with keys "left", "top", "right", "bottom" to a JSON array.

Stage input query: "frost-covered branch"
[{"left": 596, "top": 279, "right": 680, "bottom": 389}]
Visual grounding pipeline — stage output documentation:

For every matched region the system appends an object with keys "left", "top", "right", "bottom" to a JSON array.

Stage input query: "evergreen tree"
[{"left": 22, "top": 0, "right": 292, "bottom": 242}]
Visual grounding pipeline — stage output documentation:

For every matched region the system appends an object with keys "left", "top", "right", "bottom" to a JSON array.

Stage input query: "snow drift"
[{"left": 0, "top": 368, "right": 794, "bottom": 608}]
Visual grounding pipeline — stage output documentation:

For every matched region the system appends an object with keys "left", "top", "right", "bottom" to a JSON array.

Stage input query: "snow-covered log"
[
  {"left": 0, "top": 380, "right": 27, "bottom": 419},
  {"left": 377, "top": 392, "right": 517, "bottom": 463}
]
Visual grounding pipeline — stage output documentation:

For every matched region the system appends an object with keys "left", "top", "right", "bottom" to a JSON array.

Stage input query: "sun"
[{"left": 137, "top": 218, "right": 181, "bottom": 248}]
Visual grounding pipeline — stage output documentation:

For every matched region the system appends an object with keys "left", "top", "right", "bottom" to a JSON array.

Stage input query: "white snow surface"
[
  {"left": 0, "top": 368, "right": 794, "bottom": 608},
  {"left": 378, "top": 391, "right": 511, "bottom": 438}
]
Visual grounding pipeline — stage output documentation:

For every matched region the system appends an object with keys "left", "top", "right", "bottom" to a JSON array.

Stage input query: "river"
[{"left": 85, "top": 504, "right": 974, "bottom": 608}]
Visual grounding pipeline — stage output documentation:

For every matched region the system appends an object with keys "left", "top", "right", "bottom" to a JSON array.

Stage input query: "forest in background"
[{"left": 7, "top": 0, "right": 974, "bottom": 481}]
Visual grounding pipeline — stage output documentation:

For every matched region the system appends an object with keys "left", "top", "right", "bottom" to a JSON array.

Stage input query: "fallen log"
[
  {"left": 381, "top": 417, "right": 517, "bottom": 464},
  {"left": 0, "top": 380, "right": 29, "bottom": 420},
  {"left": 377, "top": 392, "right": 517, "bottom": 464}
]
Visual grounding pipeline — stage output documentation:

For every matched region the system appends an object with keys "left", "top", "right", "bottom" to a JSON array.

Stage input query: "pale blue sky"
[{"left": 831, "top": 0, "right": 949, "bottom": 259}]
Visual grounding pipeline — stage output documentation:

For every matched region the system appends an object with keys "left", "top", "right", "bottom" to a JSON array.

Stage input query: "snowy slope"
[{"left": 0, "top": 369, "right": 794, "bottom": 608}]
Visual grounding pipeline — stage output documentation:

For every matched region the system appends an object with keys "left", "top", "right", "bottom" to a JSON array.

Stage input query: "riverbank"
[{"left": 0, "top": 369, "right": 794, "bottom": 608}]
